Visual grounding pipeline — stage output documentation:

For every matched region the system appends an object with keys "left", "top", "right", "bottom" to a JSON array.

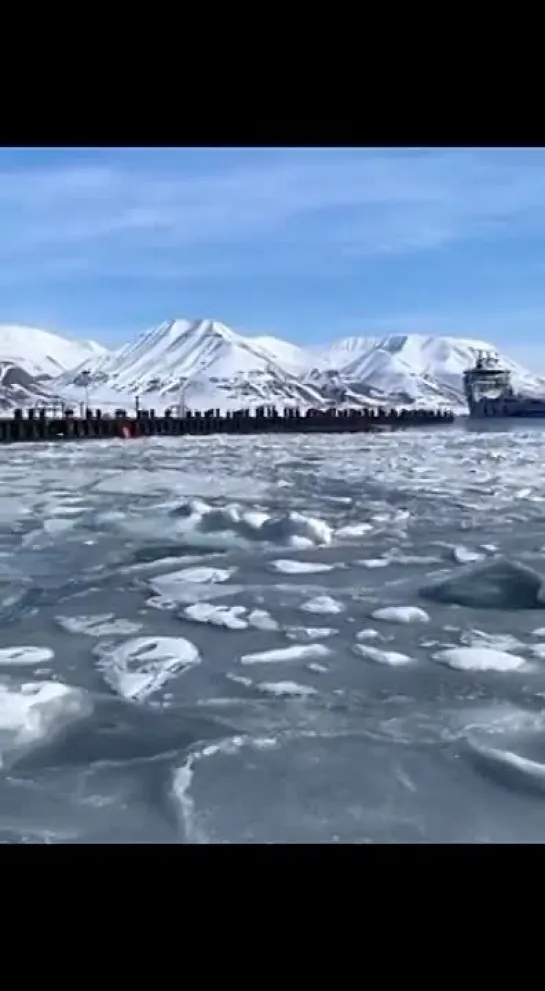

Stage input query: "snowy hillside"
[
  {"left": 57, "top": 319, "right": 545, "bottom": 412},
  {"left": 0, "top": 325, "right": 108, "bottom": 410},
  {"left": 0, "top": 325, "right": 106, "bottom": 379},
  {"left": 4, "top": 317, "right": 544, "bottom": 414},
  {"left": 57, "top": 319, "right": 325, "bottom": 410},
  {"left": 316, "top": 334, "right": 545, "bottom": 406}
]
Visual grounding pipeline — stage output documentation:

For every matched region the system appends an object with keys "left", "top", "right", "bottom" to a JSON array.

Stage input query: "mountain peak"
[{"left": 2, "top": 319, "right": 543, "bottom": 413}]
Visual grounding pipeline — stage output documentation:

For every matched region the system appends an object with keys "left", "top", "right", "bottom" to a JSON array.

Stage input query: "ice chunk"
[
  {"left": 256, "top": 681, "right": 318, "bottom": 697},
  {"left": 240, "top": 644, "right": 330, "bottom": 665},
  {"left": 370, "top": 606, "right": 429, "bottom": 624},
  {"left": 336, "top": 523, "right": 373, "bottom": 538},
  {"left": 286, "top": 626, "right": 339, "bottom": 641},
  {"left": 183, "top": 603, "right": 248, "bottom": 630},
  {"left": 432, "top": 646, "right": 525, "bottom": 672},
  {"left": 271, "top": 559, "right": 333, "bottom": 574},
  {"left": 247, "top": 609, "right": 279, "bottom": 631},
  {"left": 354, "top": 644, "right": 413, "bottom": 666},
  {"left": 94, "top": 636, "right": 201, "bottom": 701},
  {"left": 0, "top": 680, "right": 92, "bottom": 768},
  {"left": 301, "top": 595, "right": 344, "bottom": 615},
  {"left": 452, "top": 545, "right": 484, "bottom": 565},
  {"left": 56, "top": 614, "right": 142, "bottom": 637},
  {"left": 0, "top": 646, "right": 54, "bottom": 666}
]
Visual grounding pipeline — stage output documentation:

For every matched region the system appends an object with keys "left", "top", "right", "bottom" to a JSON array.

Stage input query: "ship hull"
[{"left": 469, "top": 405, "right": 545, "bottom": 419}]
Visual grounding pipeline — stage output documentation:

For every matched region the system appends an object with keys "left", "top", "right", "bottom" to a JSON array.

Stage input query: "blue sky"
[{"left": 2, "top": 146, "right": 545, "bottom": 366}]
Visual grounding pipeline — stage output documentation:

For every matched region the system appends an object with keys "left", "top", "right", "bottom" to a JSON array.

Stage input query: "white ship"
[{"left": 463, "top": 351, "right": 545, "bottom": 418}]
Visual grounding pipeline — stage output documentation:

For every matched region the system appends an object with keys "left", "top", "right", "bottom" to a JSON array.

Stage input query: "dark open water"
[{"left": 2, "top": 423, "right": 545, "bottom": 842}]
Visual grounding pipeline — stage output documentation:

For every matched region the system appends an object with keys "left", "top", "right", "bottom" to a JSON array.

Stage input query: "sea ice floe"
[
  {"left": 0, "top": 646, "right": 54, "bottom": 666},
  {"left": 452, "top": 545, "right": 485, "bottom": 565},
  {"left": 156, "top": 566, "right": 235, "bottom": 585},
  {"left": 240, "top": 644, "right": 331, "bottom": 665},
  {"left": 432, "top": 646, "right": 525, "bottom": 672},
  {"left": 0, "top": 679, "right": 92, "bottom": 768},
  {"left": 528, "top": 643, "right": 545, "bottom": 660},
  {"left": 271, "top": 559, "right": 333, "bottom": 574},
  {"left": 255, "top": 681, "right": 318, "bottom": 698},
  {"left": 56, "top": 614, "right": 143, "bottom": 637},
  {"left": 181, "top": 603, "right": 278, "bottom": 631},
  {"left": 149, "top": 565, "right": 241, "bottom": 606},
  {"left": 355, "top": 558, "right": 390, "bottom": 569},
  {"left": 171, "top": 501, "right": 333, "bottom": 550},
  {"left": 285, "top": 626, "right": 339, "bottom": 641},
  {"left": 370, "top": 606, "right": 430, "bottom": 625},
  {"left": 247, "top": 609, "right": 279, "bottom": 631},
  {"left": 300, "top": 595, "right": 344, "bottom": 615},
  {"left": 94, "top": 636, "right": 201, "bottom": 701},
  {"left": 335, "top": 523, "right": 373, "bottom": 539},
  {"left": 183, "top": 603, "right": 248, "bottom": 630},
  {"left": 355, "top": 628, "right": 382, "bottom": 641},
  {"left": 354, "top": 644, "right": 413, "bottom": 666},
  {"left": 459, "top": 629, "right": 525, "bottom": 654}
]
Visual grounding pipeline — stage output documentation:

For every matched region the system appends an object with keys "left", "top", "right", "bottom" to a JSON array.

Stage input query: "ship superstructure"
[{"left": 464, "top": 351, "right": 545, "bottom": 418}]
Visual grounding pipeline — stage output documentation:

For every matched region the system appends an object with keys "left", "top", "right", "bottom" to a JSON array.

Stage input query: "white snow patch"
[
  {"left": 271, "top": 559, "right": 333, "bottom": 574},
  {"left": 0, "top": 646, "right": 54, "bottom": 666},
  {"left": 301, "top": 595, "right": 344, "bottom": 615},
  {"left": 94, "top": 636, "right": 201, "bottom": 701},
  {"left": 432, "top": 646, "right": 525, "bottom": 672},
  {"left": 240, "top": 644, "right": 330, "bottom": 665},
  {"left": 354, "top": 644, "right": 413, "bottom": 666},
  {"left": 370, "top": 606, "right": 430, "bottom": 624}
]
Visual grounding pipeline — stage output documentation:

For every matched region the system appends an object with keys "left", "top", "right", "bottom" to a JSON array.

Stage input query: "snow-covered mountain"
[
  {"left": 56, "top": 319, "right": 325, "bottom": 409},
  {"left": 310, "top": 334, "right": 545, "bottom": 406},
  {"left": 3, "top": 317, "right": 544, "bottom": 414},
  {"left": 57, "top": 318, "right": 545, "bottom": 412},
  {"left": 0, "top": 325, "right": 107, "bottom": 409}
]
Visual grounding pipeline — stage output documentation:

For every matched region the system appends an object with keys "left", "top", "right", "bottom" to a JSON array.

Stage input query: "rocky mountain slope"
[{"left": 0, "top": 325, "right": 107, "bottom": 410}]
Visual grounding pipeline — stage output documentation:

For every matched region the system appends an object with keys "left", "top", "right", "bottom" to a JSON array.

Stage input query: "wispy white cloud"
[
  {"left": 2, "top": 149, "right": 545, "bottom": 278},
  {"left": 3, "top": 148, "right": 545, "bottom": 346}
]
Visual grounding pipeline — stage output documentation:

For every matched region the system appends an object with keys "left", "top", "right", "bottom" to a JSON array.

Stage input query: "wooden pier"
[{"left": 0, "top": 404, "right": 455, "bottom": 443}]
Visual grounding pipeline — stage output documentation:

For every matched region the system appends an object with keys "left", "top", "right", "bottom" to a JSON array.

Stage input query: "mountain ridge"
[
  {"left": 0, "top": 325, "right": 108, "bottom": 409},
  {"left": 1, "top": 318, "right": 544, "bottom": 412}
]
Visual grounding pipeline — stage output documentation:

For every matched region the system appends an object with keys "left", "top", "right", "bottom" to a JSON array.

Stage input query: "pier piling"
[{"left": 0, "top": 404, "right": 455, "bottom": 443}]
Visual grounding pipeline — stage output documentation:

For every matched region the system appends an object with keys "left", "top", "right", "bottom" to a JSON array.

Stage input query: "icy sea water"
[{"left": 3, "top": 424, "right": 545, "bottom": 842}]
